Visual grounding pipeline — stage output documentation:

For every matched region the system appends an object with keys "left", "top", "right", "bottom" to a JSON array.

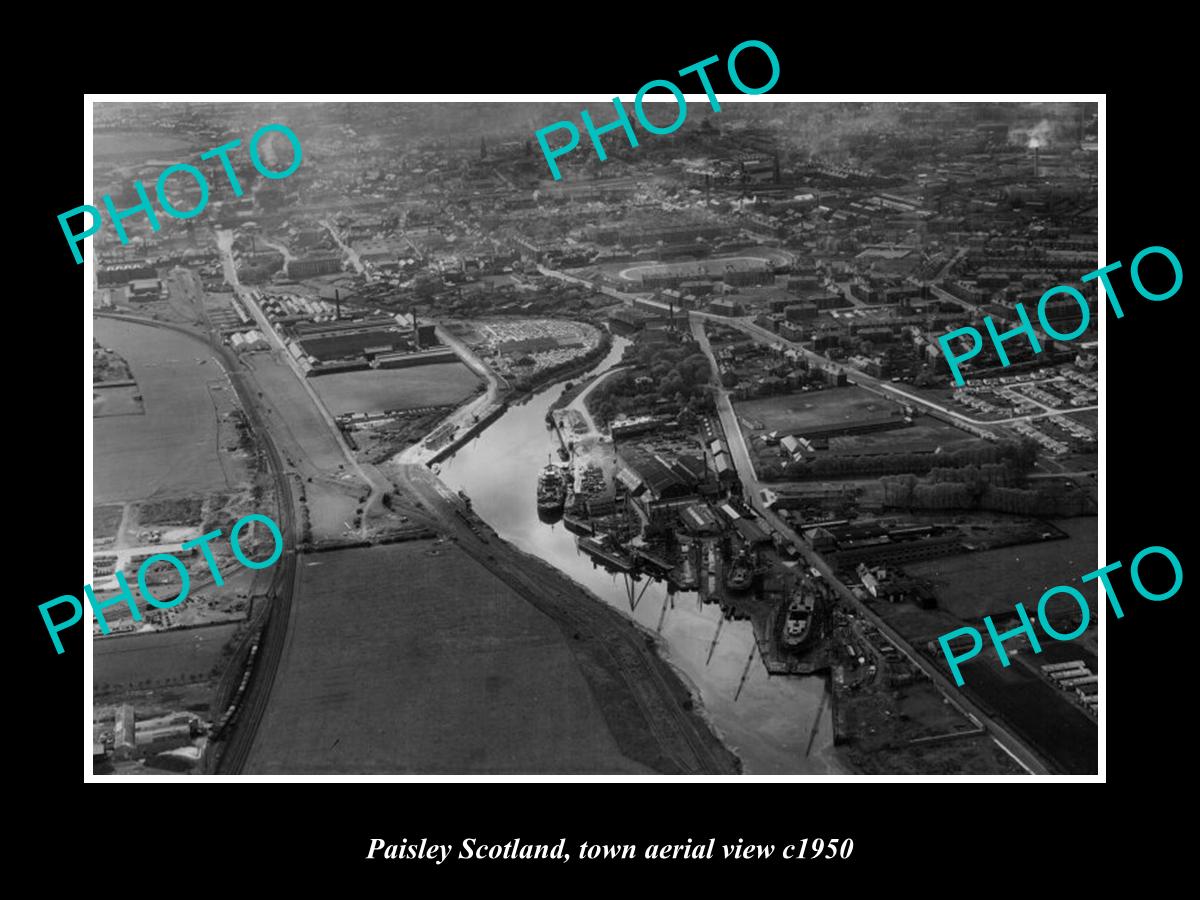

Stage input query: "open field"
[
  {"left": 907, "top": 516, "right": 1098, "bottom": 619},
  {"left": 735, "top": 386, "right": 905, "bottom": 435},
  {"left": 954, "top": 650, "right": 1097, "bottom": 774},
  {"left": 243, "top": 353, "right": 350, "bottom": 473},
  {"left": 868, "top": 595, "right": 1096, "bottom": 773},
  {"left": 829, "top": 420, "right": 977, "bottom": 454},
  {"left": 245, "top": 542, "right": 654, "bottom": 774},
  {"left": 94, "top": 623, "right": 241, "bottom": 691},
  {"left": 1067, "top": 409, "right": 1099, "bottom": 430},
  {"left": 310, "top": 363, "right": 480, "bottom": 415},
  {"left": 93, "top": 318, "right": 235, "bottom": 504},
  {"left": 845, "top": 733, "right": 1025, "bottom": 775},
  {"left": 93, "top": 385, "right": 143, "bottom": 417},
  {"left": 94, "top": 505, "right": 125, "bottom": 539}
]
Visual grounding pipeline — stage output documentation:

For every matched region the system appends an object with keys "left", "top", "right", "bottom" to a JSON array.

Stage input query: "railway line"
[
  {"left": 94, "top": 312, "right": 299, "bottom": 775},
  {"left": 94, "top": 307, "right": 732, "bottom": 775}
]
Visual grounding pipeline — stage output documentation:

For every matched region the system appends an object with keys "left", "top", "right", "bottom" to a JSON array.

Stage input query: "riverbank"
[
  {"left": 436, "top": 340, "right": 841, "bottom": 774},
  {"left": 386, "top": 462, "right": 741, "bottom": 774}
]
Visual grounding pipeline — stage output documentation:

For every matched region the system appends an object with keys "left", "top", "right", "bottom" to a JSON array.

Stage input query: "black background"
[{"left": 20, "top": 21, "right": 1189, "bottom": 886}]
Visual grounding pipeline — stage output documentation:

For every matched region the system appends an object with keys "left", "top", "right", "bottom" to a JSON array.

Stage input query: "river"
[{"left": 438, "top": 336, "right": 840, "bottom": 774}]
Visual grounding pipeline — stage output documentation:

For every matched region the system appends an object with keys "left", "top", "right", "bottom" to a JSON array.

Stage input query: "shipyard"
[{"left": 88, "top": 98, "right": 1098, "bottom": 777}]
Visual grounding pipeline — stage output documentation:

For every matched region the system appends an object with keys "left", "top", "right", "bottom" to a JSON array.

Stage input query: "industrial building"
[{"left": 286, "top": 254, "right": 343, "bottom": 278}]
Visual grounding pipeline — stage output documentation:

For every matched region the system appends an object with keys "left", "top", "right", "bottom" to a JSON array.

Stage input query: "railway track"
[
  {"left": 95, "top": 313, "right": 300, "bottom": 775},
  {"left": 211, "top": 358, "right": 297, "bottom": 774},
  {"left": 95, "top": 313, "right": 728, "bottom": 774}
]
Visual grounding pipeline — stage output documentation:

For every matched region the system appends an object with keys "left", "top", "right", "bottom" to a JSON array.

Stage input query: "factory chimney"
[
  {"left": 705, "top": 173, "right": 711, "bottom": 207},
  {"left": 334, "top": 288, "right": 341, "bottom": 320},
  {"left": 411, "top": 307, "right": 419, "bottom": 348},
  {"left": 669, "top": 299, "right": 675, "bottom": 332}
]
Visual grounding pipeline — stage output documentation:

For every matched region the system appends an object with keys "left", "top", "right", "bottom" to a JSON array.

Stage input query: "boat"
[
  {"left": 782, "top": 583, "right": 817, "bottom": 650},
  {"left": 725, "top": 549, "right": 754, "bottom": 593},
  {"left": 562, "top": 513, "right": 594, "bottom": 536},
  {"left": 536, "top": 458, "right": 568, "bottom": 514},
  {"left": 577, "top": 535, "right": 634, "bottom": 572},
  {"left": 672, "top": 542, "right": 697, "bottom": 590}
]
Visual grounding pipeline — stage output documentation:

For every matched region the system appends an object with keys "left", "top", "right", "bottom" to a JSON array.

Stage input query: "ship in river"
[
  {"left": 577, "top": 534, "right": 634, "bottom": 572},
  {"left": 536, "top": 459, "right": 568, "bottom": 517},
  {"left": 781, "top": 581, "right": 817, "bottom": 651},
  {"left": 562, "top": 513, "right": 593, "bottom": 536},
  {"left": 725, "top": 549, "right": 755, "bottom": 593}
]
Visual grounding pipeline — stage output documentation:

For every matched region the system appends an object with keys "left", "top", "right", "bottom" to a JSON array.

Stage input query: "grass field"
[
  {"left": 955, "top": 652, "right": 1097, "bottom": 774},
  {"left": 94, "top": 623, "right": 240, "bottom": 691},
  {"left": 735, "top": 386, "right": 905, "bottom": 434},
  {"left": 93, "top": 318, "right": 233, "bottom": 504},
  {"left": 847, "top": 732, "right": 1025, "bottom": 775},
  {"left": 93, "top": 385, "right": 144, "bottom": 417},
  {"left": 828, "top": 421, "right": 976, "bottom": 454},
  {"left": 245, "top": 542, "right": 652, "bottom": 774},
  {"left": 94, "top": 505, "right": 125, "bottom": 539},
  {"left": 243, "top": 353, "right": 350, "bottom": 473},
  {"left": 1067, "top": 409, "right": 1099, "bottom": 431},
  {"left": 137, "top": 497, "right": 204, "bottom": 526},
  {"left": 907, "top": 516, "right": 1098, "bottom": 619},
  {"left": 310, "top": 363, "right": 480, "bottom": 416}
]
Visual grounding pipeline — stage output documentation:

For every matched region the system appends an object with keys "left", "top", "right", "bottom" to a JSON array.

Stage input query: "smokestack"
[
  {"left": 705, "top": 173, "right": 711, "bottom": 206},
  {"left": 334, "top": 288, "right": 341, "bottom": 320},
  {"left": 669, "top": 300, "right": 675, "bottom": 332},
  {"left": 411, "top": 307, "right": 419, "bottom": 348}
]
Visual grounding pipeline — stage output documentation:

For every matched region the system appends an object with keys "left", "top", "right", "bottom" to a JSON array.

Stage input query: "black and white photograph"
[{"left": 77, "top": 97, "right": 1109, "bottom": 779}]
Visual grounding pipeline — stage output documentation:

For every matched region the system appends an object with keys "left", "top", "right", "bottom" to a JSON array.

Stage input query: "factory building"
[
  {"left": 286, "top": 255, "right": 342, "bottom": 279},
  {"left": 128, "top": 278, "right": 163, "bottom": 301}
]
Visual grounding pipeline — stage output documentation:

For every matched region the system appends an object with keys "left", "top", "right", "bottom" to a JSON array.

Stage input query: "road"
[
  {"left": 931, "top": 247, "right": 968, "bottom": 282},
  {"left": 321, "top": 219, "right": 368, "bottom": 277},
  {"left": 215, "top": 229, "right": 387, "bottom": 536},
  {"left": 393, "top": 324, "right": 507, "bottom": 467},
  {"left": 691, "top": 318, "right": 759, "bottom": 487},
  {"left": 689, "top": 315, "right": 1051, "bottom": 775},
  {"left": 254, "top": 235, "right": 294, "bottom": 263},
  {"left": 568, "top": 364, "right": 628, "bottom": 436}
]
